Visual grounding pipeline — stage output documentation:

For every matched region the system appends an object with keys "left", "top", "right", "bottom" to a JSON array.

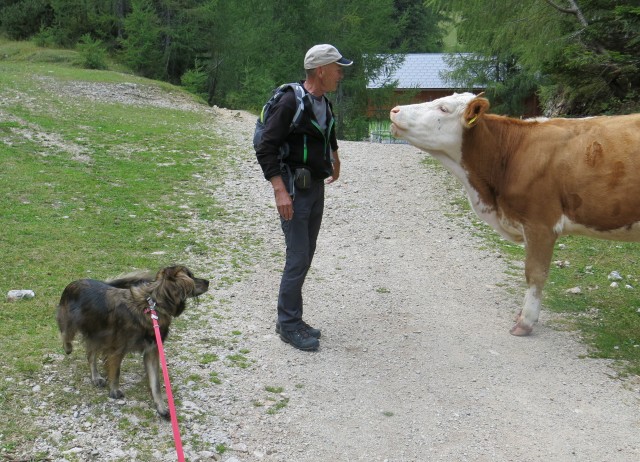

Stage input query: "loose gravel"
[{"left": 21, "top": 83, "right": 640, "bottom": 462}]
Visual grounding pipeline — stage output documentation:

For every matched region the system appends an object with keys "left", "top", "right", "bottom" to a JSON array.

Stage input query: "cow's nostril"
[{"left": 390, "top": 107, "right": 400, "bottom": 114}]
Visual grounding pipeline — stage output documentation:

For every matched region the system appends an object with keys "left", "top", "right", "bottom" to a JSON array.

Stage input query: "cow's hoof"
[{"left": 509, "top": 323, "right": 533, "bottom": 336}]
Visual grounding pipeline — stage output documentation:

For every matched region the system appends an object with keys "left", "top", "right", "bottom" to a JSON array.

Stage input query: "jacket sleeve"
[
  {"left": 255, "top": 91, "right": 297, "bottom": 180},
  {"left": 330, "top": 125, "right": 339, "bottom": 153},
  {"left": 328, "top": 101, "right": 339, "bottom": 153}
]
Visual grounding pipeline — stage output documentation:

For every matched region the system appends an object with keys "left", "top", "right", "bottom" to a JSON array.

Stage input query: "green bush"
[
  {"left": 181, "top": 61, "right": 209, "bottom": 101},
  {"left": 76, "top": 34, "right": 108, "bottom": 70}
]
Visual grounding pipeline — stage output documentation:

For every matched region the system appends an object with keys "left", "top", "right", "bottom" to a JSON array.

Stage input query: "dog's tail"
[
  {"left": 106, "top": 270, "right": 155, "bottom": 289},
  {"left": 56, "top": 285, "right": 79, "bottom": 355}
]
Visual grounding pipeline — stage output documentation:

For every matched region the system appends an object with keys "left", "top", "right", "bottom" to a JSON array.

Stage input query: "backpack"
[{"left": 253, "top": 82, "right": 306, "bottom": 154}]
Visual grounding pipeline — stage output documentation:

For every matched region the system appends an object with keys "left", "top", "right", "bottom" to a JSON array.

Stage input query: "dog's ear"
[{"left": 157, "top": 265, "right": 184, "bottom": 281}]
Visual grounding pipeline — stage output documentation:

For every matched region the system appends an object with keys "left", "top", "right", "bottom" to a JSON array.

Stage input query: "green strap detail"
[{"left": 303, "top": 135, "right": 308, "bottom": 164}]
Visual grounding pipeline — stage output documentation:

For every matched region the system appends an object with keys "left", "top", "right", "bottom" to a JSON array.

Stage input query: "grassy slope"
[{"left": 0, "top": 39, "right": 234, "bottom": 455}]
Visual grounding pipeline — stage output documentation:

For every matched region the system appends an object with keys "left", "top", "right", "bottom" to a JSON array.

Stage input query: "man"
[{"left": 255, "top": 44, "right": 352, "bottom": 351}]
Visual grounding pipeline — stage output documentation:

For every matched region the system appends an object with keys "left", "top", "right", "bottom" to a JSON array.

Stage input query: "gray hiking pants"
[{"left": 277, "top": 177, "right": 325, "bottom": 331}]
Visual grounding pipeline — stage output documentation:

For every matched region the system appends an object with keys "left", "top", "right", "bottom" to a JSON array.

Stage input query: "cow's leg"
[{"left": 511, "top": 228, "right": 557, "bottom": 336}]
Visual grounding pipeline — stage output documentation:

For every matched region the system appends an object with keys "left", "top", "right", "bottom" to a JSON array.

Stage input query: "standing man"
[{"left": 255, "top": 44, "right": 352, "bottom": 351}]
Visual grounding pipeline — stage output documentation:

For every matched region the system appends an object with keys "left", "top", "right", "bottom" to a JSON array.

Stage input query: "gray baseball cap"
[{"left": 304, "top": 44, "right": 353, "bottom": 70}]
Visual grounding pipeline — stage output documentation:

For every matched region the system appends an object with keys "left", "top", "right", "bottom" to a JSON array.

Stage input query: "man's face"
[{"left": 318, "top": 63, "right": 344, "bottom": 93}]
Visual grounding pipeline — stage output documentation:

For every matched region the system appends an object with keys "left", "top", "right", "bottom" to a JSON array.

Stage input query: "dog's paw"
[
  {"left": 92, "top": 377, "right": 107, "bottom": 388},
  {"left": 157, "top": 406, "right": 170, "bottom": 420},
  {"left": 109, "top": 389, "right": 125, "bottom": 399}
]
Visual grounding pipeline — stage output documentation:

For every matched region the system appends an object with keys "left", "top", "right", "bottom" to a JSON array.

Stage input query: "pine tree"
[{"left": 429, "top": 0, "right": 640, "bottom": 116}]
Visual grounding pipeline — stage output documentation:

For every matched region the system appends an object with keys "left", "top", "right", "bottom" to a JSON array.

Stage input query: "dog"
[{"left": 56, "top": 265, "right": 209, "bottom": 418}]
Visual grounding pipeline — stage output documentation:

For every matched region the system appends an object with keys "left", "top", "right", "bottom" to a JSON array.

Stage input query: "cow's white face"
[{"left": 390, "top": 92, "right": 477, "bottom": 163}]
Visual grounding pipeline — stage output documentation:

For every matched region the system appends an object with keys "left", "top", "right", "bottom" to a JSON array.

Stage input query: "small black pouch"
[{"left": 294, "top": 167, "right": 312, "bottom": 190}]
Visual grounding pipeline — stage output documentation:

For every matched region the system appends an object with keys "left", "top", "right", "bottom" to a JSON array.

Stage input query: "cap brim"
[{"left": 336, "top": 57, "right": 353, "bottom": 66}]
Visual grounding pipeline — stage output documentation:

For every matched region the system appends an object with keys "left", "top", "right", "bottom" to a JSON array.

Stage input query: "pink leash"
[{"left": 146, "top": 298, "right": 185, "bottom": 462}]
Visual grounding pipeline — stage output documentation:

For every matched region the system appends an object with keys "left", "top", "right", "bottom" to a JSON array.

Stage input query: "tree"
[
  {"left": 0, "top": 0, "right": 448, "bottom": 139},
  {"left": 390, "top": 0, "right": 446, "bottom": 52},
  {"left": 0, "top": 0, "right": 52, "bottom": 40},
  {"left": 541, "top": 0, "right": 640, "bottom": 115},
  {"left": 119, "top": 0, "right": 164, "bottom": 78},
  {"left": 429, "top": 0, "right": 640, "bottom": 116},
  {"left": 193, "top": 0, "right": 410, "bottom": 140}
]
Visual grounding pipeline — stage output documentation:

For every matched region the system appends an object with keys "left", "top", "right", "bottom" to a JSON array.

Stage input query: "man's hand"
[
  {"left": 326, "top": 151, "right": 341, "bottom": 184},
  {"left": 270, "top": 175, "right": 293, "bottom": 220}
]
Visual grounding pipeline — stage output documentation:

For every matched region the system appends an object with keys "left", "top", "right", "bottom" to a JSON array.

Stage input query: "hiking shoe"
[
  {"left": 276, "top": 321, "right": 321, "bottom": 339},
  {"left": 301, "top": 321, "right": 321, "bottom": 339},
  {"left": 279, "top": 327, "right": 320, "bottom": 351}
]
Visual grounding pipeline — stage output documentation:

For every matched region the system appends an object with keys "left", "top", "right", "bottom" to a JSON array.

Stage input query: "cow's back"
[{"left": 463, "top": 113, "right": 640, "bottom": 237}]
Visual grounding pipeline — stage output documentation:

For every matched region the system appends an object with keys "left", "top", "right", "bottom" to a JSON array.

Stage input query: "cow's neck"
[{"left": 461, "top": 116, "right": 525, "bottom": 207}]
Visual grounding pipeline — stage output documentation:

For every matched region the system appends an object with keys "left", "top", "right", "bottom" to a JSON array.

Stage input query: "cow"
[{"left": 389, "top": 92, "right": 640, "bottom": 336}]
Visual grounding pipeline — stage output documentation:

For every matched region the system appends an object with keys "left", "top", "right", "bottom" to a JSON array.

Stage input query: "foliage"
[
  {"left": 76, "top": 33, "right": 108, "bottom": 69},
  {"left": 180, "top": 59, "right": 209, "bottom": 101},
  {"left": 390, "top": 0, "right": 447, "bottom": 52},
  {"left": 429, "top": 0, "right": 640, "bottom": 116},
  {"left": 0, "top": 0, "right": 448, "bottom": 140},
  {"left": 0, "top": 0, "right": 51, "bottom": 40},
  {"left": 3, "top": 1, "right": 639, "bottom": 126},
  {"left": 119, "top": 0, "right": 165, "bottom": 79},
  {"left": 443, "top": 53, "right": 541, "bottom": 116}
]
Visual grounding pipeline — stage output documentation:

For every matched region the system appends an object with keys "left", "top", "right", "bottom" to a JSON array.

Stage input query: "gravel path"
[
  {"left": 26, "top": 85, "right": 640, "bottom": 461},
  {"left": 201, "top": 110, "right": 640, "bottom": 462}
]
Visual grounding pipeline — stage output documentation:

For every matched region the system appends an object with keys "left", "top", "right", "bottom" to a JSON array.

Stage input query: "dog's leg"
[
  {"left": 106, "top": 351, "right": 126, "bottom": 399},
  {"left": 144, "top": 344, "right": 169, "bottom": 419},
  {"left": 87, "top": 347, "right": 106, "bottom": 388}
]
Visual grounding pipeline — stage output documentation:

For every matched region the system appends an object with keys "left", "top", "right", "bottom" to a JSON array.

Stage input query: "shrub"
[{"left": 76, "top": 34, "right": 108, "bottom": 70}]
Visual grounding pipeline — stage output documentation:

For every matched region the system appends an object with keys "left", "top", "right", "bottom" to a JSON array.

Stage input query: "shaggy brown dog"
[{"left": 56, "top": 265, "right": 209, "bottom": 418}]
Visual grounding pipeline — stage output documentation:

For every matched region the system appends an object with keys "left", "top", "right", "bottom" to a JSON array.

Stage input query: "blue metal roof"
[{"left": 368, "top": 53, "right": 478, "bottom": 90}]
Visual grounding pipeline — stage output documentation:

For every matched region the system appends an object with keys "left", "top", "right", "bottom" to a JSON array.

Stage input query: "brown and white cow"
[{"left": 390, "top": 93, "right": 640, "bottom": 336}]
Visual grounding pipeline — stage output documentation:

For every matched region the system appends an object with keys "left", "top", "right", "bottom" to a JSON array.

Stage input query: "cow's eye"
[{"left": 439, "top": 105, "right": 449, "bottom": 113}]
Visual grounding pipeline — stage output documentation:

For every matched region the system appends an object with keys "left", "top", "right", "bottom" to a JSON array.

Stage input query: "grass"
[
  {"left": 544, "top": 238, "right": 640, "bottom": 375},
  {"left": 421, "top": 156, "right": 640, "bottom": 376},
  {"left": 266, "top": 397, "right": 289, "bottom": 415},
  {"left": 0, "top": 39, "right": 247, "bottom": 456}
]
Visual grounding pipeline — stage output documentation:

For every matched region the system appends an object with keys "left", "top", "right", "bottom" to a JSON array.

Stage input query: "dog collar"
[{"left": 145, "top": 297, "right": 158, "bottom": 319}]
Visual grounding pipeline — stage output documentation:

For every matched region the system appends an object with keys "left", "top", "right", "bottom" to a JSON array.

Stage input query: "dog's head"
[{"left": 152, "top": 265, "right": 209, "bottom": 317}]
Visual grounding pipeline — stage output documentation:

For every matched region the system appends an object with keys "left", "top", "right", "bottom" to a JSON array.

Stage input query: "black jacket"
[{"left": 255, "top": 82, "right": 339, "bottom": 181}]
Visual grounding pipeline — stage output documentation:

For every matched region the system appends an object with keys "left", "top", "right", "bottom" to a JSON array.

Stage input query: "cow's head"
[{"left": 390, "top": 93, "right": 490, "bottom": 163}]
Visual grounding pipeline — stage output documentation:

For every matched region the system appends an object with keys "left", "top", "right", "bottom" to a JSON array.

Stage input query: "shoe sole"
[
  {"left": 279, "top": 334, "right": 319, "bottom": 351},
  {"left": 275, "top": 324, "right": 321, "bottom": 339}
]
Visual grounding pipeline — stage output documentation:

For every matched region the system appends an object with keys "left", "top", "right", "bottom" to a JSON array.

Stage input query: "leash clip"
[{"left": 145, "top": 298, "right": 159, "bottom": 320}]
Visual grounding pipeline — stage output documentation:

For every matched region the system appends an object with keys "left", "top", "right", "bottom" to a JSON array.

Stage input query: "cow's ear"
[{"left": 464, "top": 97, "right": 490, "bottom": 128}]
